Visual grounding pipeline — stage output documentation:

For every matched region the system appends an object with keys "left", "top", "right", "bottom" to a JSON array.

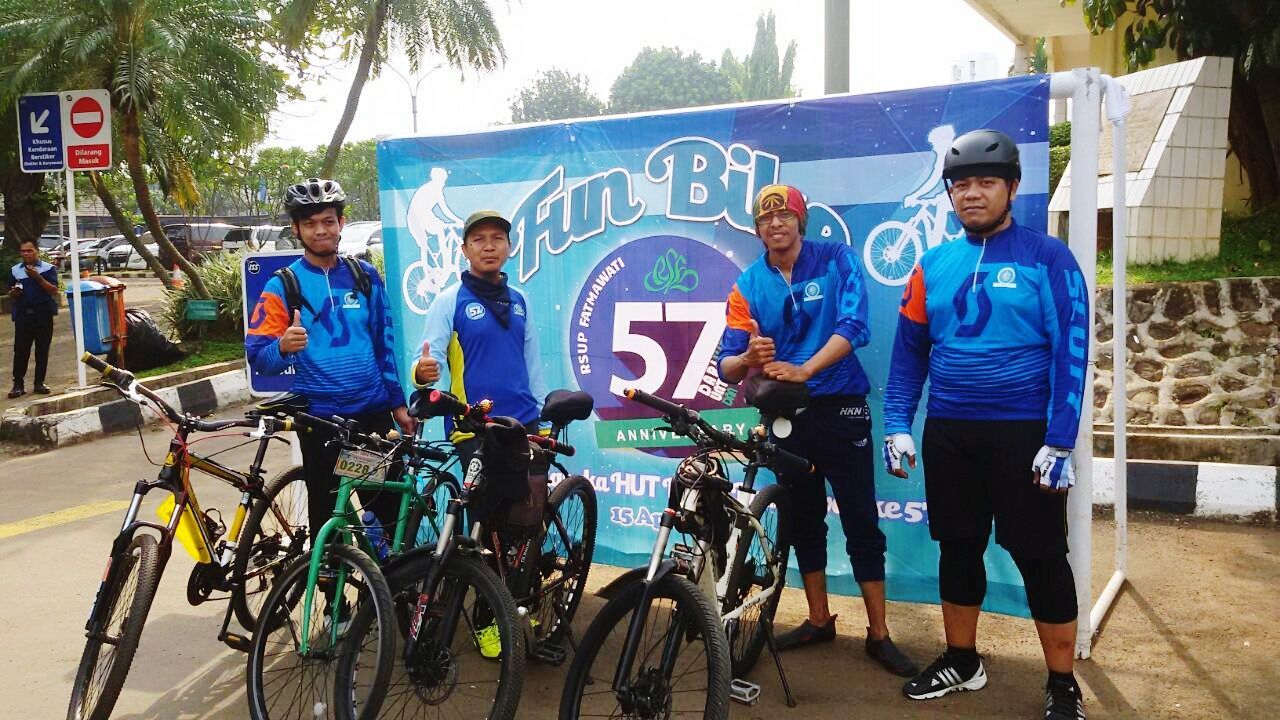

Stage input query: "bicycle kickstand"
[{"left": 763, "top": 617, "right": 797, "bottom": 708}]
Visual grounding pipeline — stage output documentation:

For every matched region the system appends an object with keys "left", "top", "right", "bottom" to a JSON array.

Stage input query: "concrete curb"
[
  {"left": 1092, "top": 458, "right": 1277, "bottom": 519},
  {"left": 0, "top": 368, "right": 250, "bottom": 447}
]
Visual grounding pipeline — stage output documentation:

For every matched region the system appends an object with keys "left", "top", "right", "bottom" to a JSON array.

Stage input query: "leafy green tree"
[
  {"left": 510, "top": 68, "right": 606, "bottom": 123},
  {"left": 1078, "top": 0, "right": 1280, "bottom": 208},
  {"left": 720, "top": 11, "right": 798, "bottom": 102},
  {"left": 609, "top": 47, "right": 736, "bottom": 114},
  {"left": 276, "top": 0, "right": 506, "bottom": 177},
  {"left": 0, "top": 0, "right": 287, "bottom": 297}
]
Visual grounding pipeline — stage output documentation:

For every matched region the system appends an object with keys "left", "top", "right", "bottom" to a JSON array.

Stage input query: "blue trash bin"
[{"left": 66, "top": 280, "right": 112, "bottom": 355}]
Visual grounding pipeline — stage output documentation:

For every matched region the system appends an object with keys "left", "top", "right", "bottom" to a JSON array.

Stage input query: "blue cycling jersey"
[
  {"left": 882, "top": 220, "right": 1089, "bottom": 448},
  {"left": 717, "top": 239, "right": 872, "bottom": 397}
]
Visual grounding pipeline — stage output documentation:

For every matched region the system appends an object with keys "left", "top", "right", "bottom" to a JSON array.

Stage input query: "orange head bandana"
[{"left": 752, "top": 184, "right": 808, "bottom": 234}]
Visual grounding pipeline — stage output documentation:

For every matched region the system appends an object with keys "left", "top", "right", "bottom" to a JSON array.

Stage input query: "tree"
[
  {"left": 510, "top": 68, "right": 605, "bottom": 123},
  {"left": 609, "top": 47, "right": 737, "bottom": 114},
  {"left": 277, "top": 0, "right": 506, "bottom": 177},
  {"left": 720, "top": 11, "right": 798, "bottom": 102},
  {"left": 0, "top": 0, "right": 287, "bottom": 297},
  {"left": 1079, "top": 0, "right": 1280, "bottom": 209}
]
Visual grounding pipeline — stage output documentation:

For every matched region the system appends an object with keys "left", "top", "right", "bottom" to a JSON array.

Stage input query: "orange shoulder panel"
[
  {"left": 247, "top": 292, "right": 290, "bottom": 337},
  {"left": 725, "top": 284, "right": 753, "bottom": 332},
  {"left": 898, "top": 265, "right": 928, "bottom": 324}
]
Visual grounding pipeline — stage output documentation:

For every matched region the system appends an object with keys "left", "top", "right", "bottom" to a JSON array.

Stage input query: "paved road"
[
  {"left": 3, "top": 403, "right": 1278, "bottom": 718},
  {"left": 1, "top": 276, "right": 171, "bottom": 414}
]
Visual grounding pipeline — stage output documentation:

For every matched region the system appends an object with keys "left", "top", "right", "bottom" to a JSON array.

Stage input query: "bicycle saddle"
[
  {"left": 540, "top": 389, "right": 594, "bottom": 425},
  {"left": 255, "top": 392, "right": 310, "bottom": 415},
  {"left": 743, "top": 376, "right": 809, "bottom": 418}
]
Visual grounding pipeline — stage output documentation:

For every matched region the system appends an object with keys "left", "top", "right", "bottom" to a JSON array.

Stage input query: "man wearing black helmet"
[
  {"left": 881, "top": 130, "right": 1089, "bottom": 719},
  {"left": 246, "top": 178, "right": 425, "bottom": 550}
]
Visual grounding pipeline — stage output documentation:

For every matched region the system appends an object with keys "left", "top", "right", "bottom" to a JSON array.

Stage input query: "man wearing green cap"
[{"left": 412, "top": 210, "right": 548, "bottom": 441}]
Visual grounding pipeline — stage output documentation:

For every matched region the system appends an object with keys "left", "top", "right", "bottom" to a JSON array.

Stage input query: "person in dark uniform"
[{"left": 6, "top": 238, "right": 59, "bottom": 398}]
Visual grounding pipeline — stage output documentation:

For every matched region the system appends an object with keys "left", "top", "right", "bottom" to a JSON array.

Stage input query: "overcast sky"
[{"left": 265, "top": 0, "right": 1015, "bottom": 147}]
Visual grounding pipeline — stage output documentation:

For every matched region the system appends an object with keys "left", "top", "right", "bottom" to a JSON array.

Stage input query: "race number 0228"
[{"left": 608, "top": 301, "right": 725, "bottom": 399}]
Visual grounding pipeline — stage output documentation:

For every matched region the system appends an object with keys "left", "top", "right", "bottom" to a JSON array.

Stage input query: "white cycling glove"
[
  {"left": 882, "top": 434, "right": 917, "bottom": 477},
  {"left": 1032, "top": 446, "right": 1075, "bottom": 491}
]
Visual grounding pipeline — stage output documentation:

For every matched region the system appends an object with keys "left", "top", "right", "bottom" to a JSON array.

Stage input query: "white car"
[
  {"left": 106, "top": 241, "right": 160, "bottom": 271},
  {"left": 223, "top": 225, "right": 285, "bottom": 252},
  {"left": 338, "top": 221, "right": 383, "bottom": 259}
]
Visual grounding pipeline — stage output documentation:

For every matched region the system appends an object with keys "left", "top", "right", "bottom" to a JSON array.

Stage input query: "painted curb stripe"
[{"left": 0, "top": 500, "right": 129, "bottom": 540}]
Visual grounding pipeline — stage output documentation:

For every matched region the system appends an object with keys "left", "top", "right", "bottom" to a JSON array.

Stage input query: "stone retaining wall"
[{"left": 1092, "top": 277, "right": 1279, "bottom": 428}]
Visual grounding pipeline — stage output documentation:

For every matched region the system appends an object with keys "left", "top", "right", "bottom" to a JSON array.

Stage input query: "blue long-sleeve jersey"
[
  {"left": 882, "top": 220, "right": 1089, "bottom": 448},
  {"left": 245, "top": 256, "right": 405, "bottom": 417},
  {"left": 717, "top": 239, "right": 872, "bottom": 397},
  {"left": 412, "top": 280, "right": 547, "bottom": 436}
]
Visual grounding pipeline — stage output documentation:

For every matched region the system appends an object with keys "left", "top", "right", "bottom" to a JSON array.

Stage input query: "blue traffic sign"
[{"left": 16, "top": 93, "right": 64, "bottom": 173}]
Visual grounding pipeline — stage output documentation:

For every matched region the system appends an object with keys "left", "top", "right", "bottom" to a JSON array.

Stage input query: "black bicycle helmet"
[
  {"left": 942, "top": 129, "right": 1021, "bottom": 183},
  {"left": 283, "top": 177, "right": 347, "bottom": 212}
]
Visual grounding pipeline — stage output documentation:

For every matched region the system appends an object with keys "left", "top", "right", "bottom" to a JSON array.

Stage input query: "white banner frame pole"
[{"left": 66, "top": 166, "right": 87, "bottom": 389}]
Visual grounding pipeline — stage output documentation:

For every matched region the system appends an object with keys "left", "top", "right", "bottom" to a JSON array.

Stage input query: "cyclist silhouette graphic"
[
  {"left": 403, "top": 167, "right": 467, "bottom": 314},
  {"left": 862, "top": 124, "right": 965, "bottom": 286}
]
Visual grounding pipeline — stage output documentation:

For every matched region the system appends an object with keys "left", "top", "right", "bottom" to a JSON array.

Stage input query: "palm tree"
[
  {"left": 0, "top": 0, "right": 286, "bottom": 298},
  {"left": 278, "top": 0, "right": 507, "bottom": 176}
]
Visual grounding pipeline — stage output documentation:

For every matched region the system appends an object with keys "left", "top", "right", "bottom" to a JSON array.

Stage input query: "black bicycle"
[{"left": 559, "top": 381, "right": 811, "bottom": 718}]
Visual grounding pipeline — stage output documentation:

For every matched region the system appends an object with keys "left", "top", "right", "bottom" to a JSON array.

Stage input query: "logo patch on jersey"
[
  {"left": 342, "top": 291, "right": 361, "bottom": 309},
  {"left": 802, "top": 280, "right": 824, "bottom": 302},
  {"left": 513, "top": 303, "right": 526, "bottom": 317},
  {"left": 993, "top": 266, "right": 1018, "bottom": 289},
  {"left": 465, "top": 302, "right": 486, "bottom": 320}
]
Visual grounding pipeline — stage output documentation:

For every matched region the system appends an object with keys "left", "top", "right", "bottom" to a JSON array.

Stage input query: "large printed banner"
[{"left": 378, "top": 75, "right": 1051, "bottom": 615}]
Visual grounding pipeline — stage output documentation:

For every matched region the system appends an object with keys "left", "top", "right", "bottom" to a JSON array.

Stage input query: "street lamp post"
[{"left": 384, "top": 63, "right": 441, "bottom": 134}]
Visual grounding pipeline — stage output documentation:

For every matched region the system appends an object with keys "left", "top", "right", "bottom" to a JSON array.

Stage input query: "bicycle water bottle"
[{"left": 361, "top": 511, "right": 389, "bottom": 561}]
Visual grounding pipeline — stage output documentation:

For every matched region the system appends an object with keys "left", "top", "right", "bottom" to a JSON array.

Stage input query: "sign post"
[{"left": 16, "top": 93, "right": 64, "bottom": 173}]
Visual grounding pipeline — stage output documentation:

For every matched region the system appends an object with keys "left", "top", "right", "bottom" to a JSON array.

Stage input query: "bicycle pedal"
[
  {"left": 729, "top": 678, "right": 761, "bottom": 705},
  {"left": 222, "top": 632, "right": 252, "bottom": 653},
  {"left": 531, "top": 640, "right": 567, "bottom": 666}
]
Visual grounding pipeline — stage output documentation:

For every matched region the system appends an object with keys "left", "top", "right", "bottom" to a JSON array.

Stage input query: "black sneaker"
[
  {"left": 902, "top": 651, "right": 987, "bottom": 700},
  {"left": 1044, "top": 679, "right": 1086, "bottom": 719},
  {"left": 865, "top": 629, "right": 920, "bottom": 677},
  {"left": 7, "top": 384, "right": 24, "bottom": 399},
  {"left": 34, "top": 383, "right": 51, "bottom": 394},
  {"left": 774, "top": 614, "right": 837, "bottom": 650}
]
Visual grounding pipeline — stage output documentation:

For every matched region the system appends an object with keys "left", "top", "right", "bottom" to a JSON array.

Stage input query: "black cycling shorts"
[{"left": 921, "top": 418, "right": 1068, "bottom": 558}]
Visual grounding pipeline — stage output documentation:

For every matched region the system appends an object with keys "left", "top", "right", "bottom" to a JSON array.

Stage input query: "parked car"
[
  {"left": 222, "top": 224, "right": 284, "bottom": 252},
  {"left": 275, "top": 225, "right": 298, "bottom": 250},
  {"left": 106, "top": 236, "right": 160, "bottom": 271},
  {"left": 38, "top": 233, "right": 69, "bottom": 252},
  {"left": 159, "top": 222, "right": 240, "bottom": 268},
  {"left": 59, "top": 236, "right": 124, "bottom": 272},
  {"left": 338, "top": 221, "right": 383, "bottom": 259}
]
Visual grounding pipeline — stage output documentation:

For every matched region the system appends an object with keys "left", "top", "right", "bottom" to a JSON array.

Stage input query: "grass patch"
[
  {"left": 1098, "top": 207, "right": 1280, "bottom": 285},
  {"left": 137, "top": 339, "right": 244, "bottom": 378}
]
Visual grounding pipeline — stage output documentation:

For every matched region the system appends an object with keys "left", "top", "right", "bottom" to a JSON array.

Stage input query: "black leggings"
[
  {"left": 938, "top": 535, "right": 1077, "bottom": 624},
  {"left": 297, "top": 408, "right": 403, "bottom": 546}
]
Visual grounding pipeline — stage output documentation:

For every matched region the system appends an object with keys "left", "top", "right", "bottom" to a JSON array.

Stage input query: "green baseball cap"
[{"left": 462, "top": 210, "right": 512, "bottom": 241}]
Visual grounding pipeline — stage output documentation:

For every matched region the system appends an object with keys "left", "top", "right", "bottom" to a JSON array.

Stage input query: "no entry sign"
[{"left": 61, "top": 89, "right": 111, "bottom": 170}]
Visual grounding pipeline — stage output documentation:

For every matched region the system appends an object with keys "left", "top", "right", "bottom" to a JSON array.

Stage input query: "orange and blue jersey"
[
  {"left": 245, "top": 256, "right": 404, "bottom": 417},
  {"left": 883, "top": 220, "right": 1089, "bottom": 448},
  {"left": 717, "top": 239, "right": 872, "bottom": 397},
  {"left": 412, "top": 280, "right": 547, "bottom": 438}
]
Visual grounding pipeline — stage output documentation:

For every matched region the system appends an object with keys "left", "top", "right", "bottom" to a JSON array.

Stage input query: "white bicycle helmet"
[{"left": 283, "top": 177, "right": 347, "bottom": 212}]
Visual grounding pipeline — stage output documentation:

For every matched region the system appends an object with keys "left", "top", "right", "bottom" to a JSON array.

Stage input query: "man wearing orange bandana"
[{"left": 717, "top": 184, "right": 917, "bottom": 677}]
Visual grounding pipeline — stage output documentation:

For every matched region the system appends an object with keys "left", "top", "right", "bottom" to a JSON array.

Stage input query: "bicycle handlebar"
[
  {"left": 767, "top": 444, "right": 813, "bottom": 476},
  {"left": 81, "top": 352, "right": 180, "bottom": 423},
  {"left": 528, "top": 434, "right": 575, "bottom": 457},
  {"left": 294, "top": 412, "right": 451, "bottom": 462},
  {"left": 623, "top": 387, "right": 745, "bottom": 452}
]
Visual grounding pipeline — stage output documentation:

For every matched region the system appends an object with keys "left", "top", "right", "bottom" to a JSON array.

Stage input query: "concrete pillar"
[{"left": 824, "top": 0, "right": 850, "bottom": 94}]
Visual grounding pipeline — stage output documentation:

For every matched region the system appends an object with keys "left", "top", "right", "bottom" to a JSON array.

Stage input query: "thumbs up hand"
[
  {"left": 279, "top": 309, "right": 309, "bottom": 354},
  {"left": 414, "top": 340, "right": 441, "bottom": 385},
  {"left": 741, "top": 318, "right": 775, "bottom": 367}
]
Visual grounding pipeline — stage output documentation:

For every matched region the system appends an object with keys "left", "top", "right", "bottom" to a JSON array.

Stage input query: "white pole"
[
  {"left": 1065, "top": 67, "right": 1101, "bottom": 660},
  {"left": 1090, "top": 76, "right": 1130, "bottom": 635},
  {"left": 66, "top": 167, "right": 88, "bottom": 389}
]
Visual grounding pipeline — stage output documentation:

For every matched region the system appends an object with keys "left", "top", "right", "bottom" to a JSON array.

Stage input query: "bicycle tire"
[
  {"left": 340, "top": 552, "right": 525, "bottom": 719},
  {"left": 526, "top": 474, "right": 596, "bottom": 646},
  {"left": 402, "top": 472, "right": 461, "bottom": 551},
  {"left": 67, "top": 533, "right": 163, "bottom": 720},
  {"left": 246, "top": 544, "right": 395, "bottom": 720},
  {"left": 559, "top": 574, "right": 730, "bottom": 720},
  {"left": 723, "top": 482, "right": 792, "bottom": 677},
  {"left": 231, "top": 464, "right": 309, "bottom": 631},
  {"left": 862, "top": 219, "right": 922, "bottom": 286}
]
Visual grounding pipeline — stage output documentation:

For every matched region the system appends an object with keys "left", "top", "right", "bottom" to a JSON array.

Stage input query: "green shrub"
[
  {"left": 161, "top": 250, "right": 247, "bottom": 341},
  {"left": 1049, "top": 121, "right": 1071, "bottom": 148},
  {"left": 1049, "top": 145, "right": 1071, "bottom": 197}
]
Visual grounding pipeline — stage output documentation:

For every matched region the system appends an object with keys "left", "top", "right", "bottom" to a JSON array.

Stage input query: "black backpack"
[{"left": 274, "top": 256, "right": 372, "bottom": 316}]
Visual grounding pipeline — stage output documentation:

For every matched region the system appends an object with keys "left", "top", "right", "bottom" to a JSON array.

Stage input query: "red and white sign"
[{"left": 60, "top": 89, "right": 111, "bottom": 170}]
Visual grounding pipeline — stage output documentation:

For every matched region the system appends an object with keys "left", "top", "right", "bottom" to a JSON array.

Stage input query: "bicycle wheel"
[
  {"left": 723, "top": 482, "right": 791, "bottom": 677},
  {"left": 67, "top": 533, "right": 163, "bottom": 720},
  {"left": 403, "top": 472, "right": 461, "bottom": 550},
  {"left": 340, "top": 552, "right": 525, "bottom": 719},
  {"left": 232, "top": 465, "right": 309, "bottom": 631},
  {"left": 246, "top": 544, "right": 395, "bottom": 720},
  {"left": 559, "top": 574, "right": 731, "bottom": 720},
  {"left": 526, "top": 474, "right": 596, "bottom": 646}
]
